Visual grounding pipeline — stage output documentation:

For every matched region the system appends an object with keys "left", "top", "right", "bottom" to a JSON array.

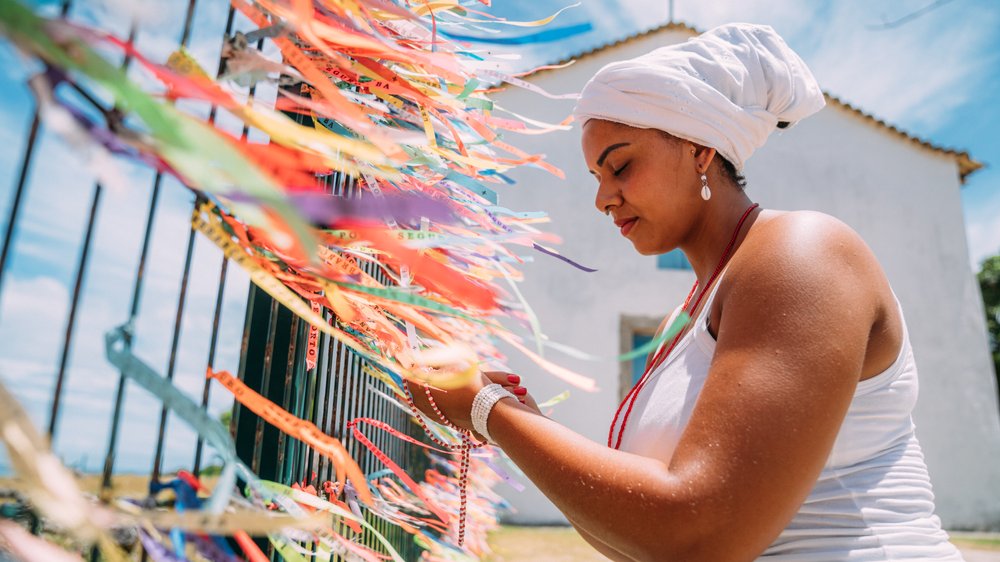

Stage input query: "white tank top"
[{"left": 617, "top": 270, "right": 964, "bottom": 561}]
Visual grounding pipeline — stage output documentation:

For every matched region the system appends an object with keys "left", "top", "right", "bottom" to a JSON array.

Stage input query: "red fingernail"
[
  {"left": 507, "top": 375, "right": 520, "bottom": 384},
  {"left": 513, "top": 387, "right": 527, "bottom": 396}
]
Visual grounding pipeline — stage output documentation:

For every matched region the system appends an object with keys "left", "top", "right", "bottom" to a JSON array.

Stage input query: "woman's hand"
[
  {"left": 407, "top": 371, "right": 538, "bottom": 434},
  {"left": 485, "top": 371, "right": 541, "bottom": 414}
]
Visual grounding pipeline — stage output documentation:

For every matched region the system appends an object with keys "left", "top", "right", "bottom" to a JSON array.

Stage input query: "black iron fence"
[{"left": 0, "top": 1, "right": 430, "bottom": 559}]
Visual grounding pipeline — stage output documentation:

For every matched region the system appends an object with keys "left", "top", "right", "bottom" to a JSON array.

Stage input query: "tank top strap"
[
  {"left": 693, "top": 264, "right": 730, "bottom": 326},
  {"left": 653, "top": 265, "right": 732, "bottom": 356}
]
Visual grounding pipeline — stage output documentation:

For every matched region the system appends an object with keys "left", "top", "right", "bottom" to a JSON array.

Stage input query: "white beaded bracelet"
[{"left": 471, "top": 384, "right": 517, "bottom": 444}]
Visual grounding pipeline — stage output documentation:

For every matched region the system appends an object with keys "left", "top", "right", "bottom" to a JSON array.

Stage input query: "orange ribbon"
[{"left": 207, "top": 368, "right": 374, "bottom": 506}]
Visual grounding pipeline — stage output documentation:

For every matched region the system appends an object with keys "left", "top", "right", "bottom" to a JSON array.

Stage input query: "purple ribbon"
[{"left": 225, "top": 190, "right": 457, "bottom": 227}]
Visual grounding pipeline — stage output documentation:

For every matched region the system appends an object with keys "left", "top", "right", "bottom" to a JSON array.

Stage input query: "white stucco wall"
[{"left": 490, "top": 28, "right": 1000, "bottom": 529}]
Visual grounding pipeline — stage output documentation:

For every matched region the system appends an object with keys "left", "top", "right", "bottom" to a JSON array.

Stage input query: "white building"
[{"left": 491, "top": 22, "right": 1000, "bottom": 530}]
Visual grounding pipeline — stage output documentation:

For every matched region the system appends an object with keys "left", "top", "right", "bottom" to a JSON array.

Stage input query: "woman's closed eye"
[{"left": 612, "top": 161, "right": 630, "bottom": 177}]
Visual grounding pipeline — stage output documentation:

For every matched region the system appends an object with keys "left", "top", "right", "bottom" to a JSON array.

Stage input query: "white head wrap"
[{"left": 574, "top": 23, "right": 825, "bottom": 171}]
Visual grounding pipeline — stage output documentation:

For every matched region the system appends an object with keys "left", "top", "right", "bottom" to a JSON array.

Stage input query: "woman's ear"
[{"left": 693, "top": 144, "right": 717, "bottom": 175}]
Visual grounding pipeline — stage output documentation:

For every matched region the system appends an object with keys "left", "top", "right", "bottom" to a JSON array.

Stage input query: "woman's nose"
[{"left": 594, "top": 180, "right": 621, "bottom": 215}]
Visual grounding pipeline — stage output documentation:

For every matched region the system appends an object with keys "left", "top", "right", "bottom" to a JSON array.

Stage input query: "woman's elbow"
[
  {"left": 629, "top": 541, "right": 744, "bottom": 562},
  {"left": 624, "top": 507, "right": 745, "bottom": 562}
]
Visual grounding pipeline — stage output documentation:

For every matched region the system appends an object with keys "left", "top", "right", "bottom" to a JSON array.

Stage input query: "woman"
[{"left": 413, "top": 23, "right": 964, "bottom": 561}]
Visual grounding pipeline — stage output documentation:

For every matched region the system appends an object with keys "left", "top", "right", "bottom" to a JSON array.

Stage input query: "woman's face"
[{"left": 581, "top": 119, "right": 701, "bottom": 255}]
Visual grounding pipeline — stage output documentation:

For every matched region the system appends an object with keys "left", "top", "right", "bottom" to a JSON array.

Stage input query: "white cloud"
[
  {"left": 0, "top": 274, "right": 70, "bottom": 355},
  {"left": 91, "top": 0, "right": 175, "bottom": 28},
  {"left": 0, "top": 275, "right": 70, "bottom": 431}
]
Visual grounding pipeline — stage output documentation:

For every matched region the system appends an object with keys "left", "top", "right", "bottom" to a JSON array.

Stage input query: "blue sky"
[{"left": 0, "top": 0, "right": 997, "bottom": 475}]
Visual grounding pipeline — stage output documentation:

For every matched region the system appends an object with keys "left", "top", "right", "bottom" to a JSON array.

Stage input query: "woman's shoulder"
[
  {"left": 715, "top": 209, "right": 904, "bottom": 381},
  {"left": 721, "top": 209, "right": 886, "bottom": 311},
  {"left": 754, "top": 209, "right": 867, "bottom": 252}
]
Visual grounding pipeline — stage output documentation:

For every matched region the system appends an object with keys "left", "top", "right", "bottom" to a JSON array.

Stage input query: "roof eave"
[{"left": 825, "top": 95, "right": 984, "bottom": 183}]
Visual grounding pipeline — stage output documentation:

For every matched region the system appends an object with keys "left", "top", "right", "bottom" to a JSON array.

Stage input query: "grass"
[
  {"left": 0, "top": 472, "right": 219, "bottom": 501},
  {"left": 486, "top": 526, "right": 1000, "bottom": 561},
  {"left": 952, "top": 534, "right": 1000, "bottom": 551},
  {"left": 485, "top": 525, "right": 607, "bottom": 562}
]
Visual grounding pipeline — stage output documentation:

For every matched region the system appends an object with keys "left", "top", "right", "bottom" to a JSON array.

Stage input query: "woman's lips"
[{"left": 619, "top": 218, "right": 638, "bottom": 237}]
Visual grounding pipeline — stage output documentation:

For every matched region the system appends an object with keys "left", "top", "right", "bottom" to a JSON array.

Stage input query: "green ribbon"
[{"left": 619, "top": 313, "right": 690, "bottom": 361}]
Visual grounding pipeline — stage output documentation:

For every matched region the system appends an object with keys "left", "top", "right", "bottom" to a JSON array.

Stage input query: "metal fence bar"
[
  {"left": 97, "top": 0, "right": 204, "bottom": 495},
  {"left": 317, "top": 324, "right": 337, "bottom": 484},
  {"left": 150, "top": 0, "right": 243, "bottom": 483},
  {"left": 149, "top": 223, "right": 198, "bottom": 482},
  {"left": 251, "top": 298, "right": 281, "bottom": 475},
  {"left": 43, "top": 2, "right": 127, "bottom": 442},
  {"left": 98, "top": 118, "right": 162, "bottom": 497},
  {"left": 0, "top": 113, "right": 39, "bottom": 302},
  {"left": 276, "top": 314, "right": 301, "bottom": 483},
  {"left": 47, "top": 182, "right": 100, "bottom": 438},
  {"left": 0, "top": 0, "right": 72, "bottom": 303},
  {"left": 190, "top": 6, "right": 244, "bottom": 388},
  {"left": 193, "top": 255, "right": 229, "bottom": 475}
]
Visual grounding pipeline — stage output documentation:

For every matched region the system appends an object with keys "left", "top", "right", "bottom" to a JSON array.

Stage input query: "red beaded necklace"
[
  {"left": 608, "top": 202, "right": 760, "bottom": 450},
  {"left": 402, "top": 381, "right": 484, "bottom": 546}
]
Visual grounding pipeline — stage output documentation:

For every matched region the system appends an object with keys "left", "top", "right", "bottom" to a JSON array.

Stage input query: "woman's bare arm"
[
  {"left": 568, "top": 516, "right": 634, "bottom": 561},
  {"left": 482, "top": 213, "right": 882, "bottom": 561}
]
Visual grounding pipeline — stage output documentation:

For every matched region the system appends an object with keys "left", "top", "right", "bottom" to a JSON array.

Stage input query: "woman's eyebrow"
[{"left": 596, "top": 143, "right": 630, "bottom": 167}]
